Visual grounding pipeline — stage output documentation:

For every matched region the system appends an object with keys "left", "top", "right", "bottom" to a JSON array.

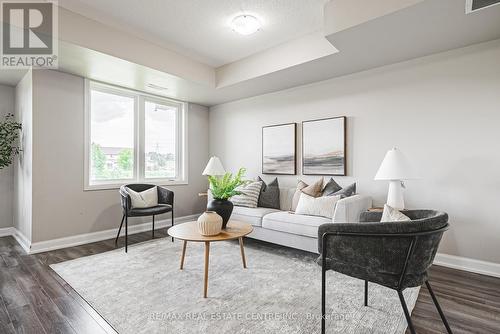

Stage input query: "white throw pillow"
[
  {"left": 126, "top": 186, "right": 158, "bottom": 208},
  {"left": 230, "top": 181, "right": 262, "bottom": 208},
  {"left": 295, "top": 193, "right": 341, "bottom": 219},
  {"left": 380, "top": 204, "right": 411, "bottom": 222}
]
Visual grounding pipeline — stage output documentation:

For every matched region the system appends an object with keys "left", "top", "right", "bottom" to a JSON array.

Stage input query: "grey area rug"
[{"left": 51, "top": 238, "right": 419, "bottom": 334}]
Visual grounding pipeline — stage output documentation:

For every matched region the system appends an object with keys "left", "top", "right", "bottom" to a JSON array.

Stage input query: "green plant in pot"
[
  {"left": 207, "top": 167, "right": 246, "bottom": 229},
  {"left": 0, "top": 114, "right": 22, "bottom": 169}
]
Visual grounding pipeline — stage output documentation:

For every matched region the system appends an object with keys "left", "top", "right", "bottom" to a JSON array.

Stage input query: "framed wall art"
[
  {"left": 302, "top": 116, "right": 346, "bottom": 175},
  {"left": 262, "top": 123, "right": 296, "bottom": 175}
]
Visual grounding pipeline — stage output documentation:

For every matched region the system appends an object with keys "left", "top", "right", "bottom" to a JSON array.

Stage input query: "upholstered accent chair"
[
  {"left": 116, "top": 184, "right": 174, "bottom": 252},
  {"left": 318, "top": 210, "right": 453, "bottom": 334}
]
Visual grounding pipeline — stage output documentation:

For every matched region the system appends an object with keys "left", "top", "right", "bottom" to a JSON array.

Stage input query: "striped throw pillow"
[{"left": 230, "top": 181, "right": 263, "bottom": 208}]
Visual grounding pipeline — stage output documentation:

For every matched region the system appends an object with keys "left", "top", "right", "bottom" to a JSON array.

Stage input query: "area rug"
[{"left": 51, "top": 238, "right": 419, "bottom": 334}]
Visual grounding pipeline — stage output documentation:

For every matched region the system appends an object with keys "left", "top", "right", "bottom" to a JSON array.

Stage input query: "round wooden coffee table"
[{"left": 168, "top": 220, "right": 253, "bottom": 298}]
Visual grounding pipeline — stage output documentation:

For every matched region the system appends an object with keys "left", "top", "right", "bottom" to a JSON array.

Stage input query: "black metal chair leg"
[
  {"left": 115, "top": 215, "right": 125, "bottom": 245},
  {"left": 321, "top": 269, "right": 326, "bottom": 334},
  {"left": 364, "top": 280, "right": 368, "bottom": 306},
  {"left": 321, "top": 258, "right": 326, "bottom": 334},
  {"left": 426, "top": 281, "right": 453, "bottom": 334},
  {"left": 171, "top": 209, "right": 174, "bottom": 242},
  {"left": 125, "top": 215, "right": 128, "bottom": 253},
  {"left": 152, "top": 215, "right": 155, "bottom": 239},
  {"left": 397, "top": 290, "right": 416, "bottom": 334}
]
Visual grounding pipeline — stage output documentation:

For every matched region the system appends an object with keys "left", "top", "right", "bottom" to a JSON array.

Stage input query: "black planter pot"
[{"left": 207, "top": 199, "right": 233, "bottom": 229}]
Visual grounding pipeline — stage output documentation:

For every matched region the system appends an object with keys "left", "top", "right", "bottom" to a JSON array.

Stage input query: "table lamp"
[
  {"left": 374, "top": 147, "right": 415, "bottom": 210},
  {"left": 202, "top": 156, "right": 226, "bottom": 176}
]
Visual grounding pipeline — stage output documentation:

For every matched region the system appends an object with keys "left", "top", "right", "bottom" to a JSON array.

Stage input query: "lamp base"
[{"left": 387, "top": 180, "right": 404, "bottom": 210}]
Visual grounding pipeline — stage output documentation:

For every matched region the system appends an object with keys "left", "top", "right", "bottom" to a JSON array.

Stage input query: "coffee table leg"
[
  {"left": 180, "top": 240, "right": 187, "bottom": 270},
  {"left": 204, "top": 241, "right": 210, "bottom": 298},
  {"left": 239, "top": 237, "right": 247, "bottom": 269}
]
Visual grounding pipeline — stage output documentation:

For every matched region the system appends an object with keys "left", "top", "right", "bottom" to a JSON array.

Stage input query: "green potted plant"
[
  {"left": 207, "top": 167, "right": 246, "bottom": 228},
  {"left": 0, "top": 114, "right": 22, "bottom": 169}
]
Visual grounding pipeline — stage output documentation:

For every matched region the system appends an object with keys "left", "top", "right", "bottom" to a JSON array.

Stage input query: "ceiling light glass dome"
[{"left": 230, "top": 15, "right": 261, "bottom": 35}]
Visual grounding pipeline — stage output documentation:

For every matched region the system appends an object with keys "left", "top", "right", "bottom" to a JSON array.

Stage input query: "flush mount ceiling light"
[{"left": 230, "top": 14, "right": 261, "bottom": 35}]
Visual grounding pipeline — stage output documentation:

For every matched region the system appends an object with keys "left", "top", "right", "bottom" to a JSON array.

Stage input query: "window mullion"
[
  {"left": 137, "top": 96, "right": 145, "bottom": 181},
  {"left": 176, "top": 104, "right": 182, "bottom": 180}
]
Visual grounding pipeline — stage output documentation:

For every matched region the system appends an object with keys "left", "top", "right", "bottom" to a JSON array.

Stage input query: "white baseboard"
[
  {"left": 1, "top": 227, "right": 31, "bottom": 253},
  {"left": 28, "top": 214, "right": 200, "bottom": 254},
  {"left": 0, "top": 214, "right": 199, "bottom": 255},
  {"left": 434, "top": 253, "right": 500, "bottom": 278},
  {"left": 13, "top": 228, "right": 31, "bottom": 253},
  {"left": 0, "top": 227, "right": 15, "bottom": 237}
]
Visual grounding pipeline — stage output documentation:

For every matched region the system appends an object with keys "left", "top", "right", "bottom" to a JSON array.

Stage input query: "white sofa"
[{"left": 232, "top": 187, "right": 372, "bottom": 254}]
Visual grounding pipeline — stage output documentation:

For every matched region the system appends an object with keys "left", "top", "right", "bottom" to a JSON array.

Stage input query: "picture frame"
[
  {"left": 262, "top": 123, "right": 297, "bottom": 175},
  {"left": 302, "top": 116, "right": 346, "bottom": 176}
]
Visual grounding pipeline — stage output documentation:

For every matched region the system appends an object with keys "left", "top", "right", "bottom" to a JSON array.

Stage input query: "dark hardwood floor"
[{"left": 0, "top": 230, "right": 499, "bottom": 333}]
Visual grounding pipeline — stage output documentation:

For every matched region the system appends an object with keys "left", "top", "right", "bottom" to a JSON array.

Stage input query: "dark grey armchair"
[
  {"left": 116, "top": 184, "right": 174, "bottom": 252},
  {"left": 318, "top": 210, "right": 452, "bottom": 334}
]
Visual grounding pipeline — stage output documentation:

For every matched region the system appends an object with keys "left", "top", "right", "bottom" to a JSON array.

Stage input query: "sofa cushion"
[
  {"left": 257, "top": 176, "right": 280, "bottom": 209},
  {"left": 232, "top": 206, "right": 280, "bottom": 227},
  {"left": 295, "top": 193, "right": 341, "bottom": 219},
  {"left": 331, "top": 182, "right": 357, "bottom": 198},
  {"left": 279, "top": 188, "right": 296, "bottom": 211},
  {"left": 262, "top": 211, "right": 331, "bottom": 238},
  {"left": 322, "top": 178, "right": 342, "bottom": 196},
  {"left": 230, "top": 181, "right": 262, "bottom": 208},
  {"left": 291, "top": 178, "right": 323, "bottom": 211}
]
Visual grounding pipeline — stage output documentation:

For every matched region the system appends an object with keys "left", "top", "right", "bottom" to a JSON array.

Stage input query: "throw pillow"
[
  {"left": 322, "top": 178, "right": 342, "bottom": 196},
  {"left": 331, "top": 182, "right": 357, "bottom": 198},
  {"left": 257, "top": 176, "right": 280, "bottom": 209},
  {"left": 291, "top": 180, "right": 308, "bottom": 211},
  {"left": 126, "top": 186, "right": 158, "bottom": 208},
  {"left": 230, "top": 181, "right": 263, "bottom": 208},
  {"left": 302, "top": 178, "right": 324, "bottom": 197},
  {"left": 291, "top": 178, "right": 323, "bottom": 211},
  {"left": 381, "top": 204, "right": 411, "bottom": 222},
  {"left": 295, "top": 193, "right": 341, "bottom": 219}
]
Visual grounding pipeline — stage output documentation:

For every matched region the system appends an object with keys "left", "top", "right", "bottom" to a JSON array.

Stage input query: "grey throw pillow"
[
  {"left": 332, "top": 182, "right": 356, "bottom": 198},
  {"left": 322, "top": 178, "right": 342, "bottom": 196},
  {"left": 257, "top": 176, "right": 280, "bottom": 209}
]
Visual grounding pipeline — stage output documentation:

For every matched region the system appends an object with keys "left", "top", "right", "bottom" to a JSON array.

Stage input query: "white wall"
[
  {"left": 14, "top": 71, "right": 33, "bottom": 241},
  {"left": 0, "top": 85, "right": 15, "bottom": 229},
  {"left": 29, "top": 70, "right": 208, "bottom": 243},
  {"left": 209, "top": 39, "right": 500, "bottom": 264}
]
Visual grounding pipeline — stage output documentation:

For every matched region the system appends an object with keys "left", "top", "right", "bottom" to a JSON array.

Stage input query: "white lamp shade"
[
  {"left": 374, "top": 148, "right": 416, "bottom": 180},
  {"left": 202, "top": 156, "right": 226, "bottom": 176}
]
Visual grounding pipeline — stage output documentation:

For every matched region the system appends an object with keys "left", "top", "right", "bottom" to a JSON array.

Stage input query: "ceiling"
[
  {"left": 2, "top": 0, "right": 500, "bottom": 105},
  {"left": 0, "top": 70, "right": 27, "bottom": 86},
  {"left": 58, "top": 0, "right": 329, "bottom": 67}
]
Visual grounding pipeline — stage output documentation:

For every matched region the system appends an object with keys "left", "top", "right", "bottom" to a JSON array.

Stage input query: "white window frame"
[{"left": 84, "top": 80, "right": 188, "bottom": 191}]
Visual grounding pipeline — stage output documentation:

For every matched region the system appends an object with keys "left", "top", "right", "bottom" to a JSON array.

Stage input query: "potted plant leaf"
[
  {"left": 0, "top": 114, "right": 22, "bottom": 169},
  {"left": 207, "top": 167, "right": 246, "bottom": 228}
]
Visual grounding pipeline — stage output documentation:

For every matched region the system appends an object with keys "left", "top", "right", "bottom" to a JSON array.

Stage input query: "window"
[
  {"left": 144, "top": 99, "right": 178, "bottom": 179},
  {"left": 85, "top": 81, "right": 187, "bottom": 190}
]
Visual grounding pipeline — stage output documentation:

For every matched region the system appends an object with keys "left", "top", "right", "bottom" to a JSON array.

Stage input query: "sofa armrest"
[{"left": 332, "top": 194, "right": 372, "bottom": 223}]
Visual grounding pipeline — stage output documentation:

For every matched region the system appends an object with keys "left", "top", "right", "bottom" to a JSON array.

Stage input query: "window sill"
[{"left": 84, "top": 180, "right": 188, "bottom": 191}]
